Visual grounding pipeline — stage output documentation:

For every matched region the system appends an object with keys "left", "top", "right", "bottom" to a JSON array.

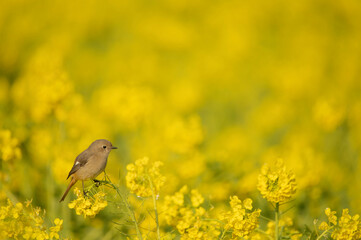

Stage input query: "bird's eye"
[{"left": 103, "top": 145, "right": 106, "bottom": 149}]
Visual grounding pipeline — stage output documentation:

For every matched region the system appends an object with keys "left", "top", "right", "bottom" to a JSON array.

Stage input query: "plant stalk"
[
  {"left": 275, "top": 202, "right": 280, "bottom": 240},
  {"left": 104, "top": 178, "right": 143, "bottom": 240},
  {"left": 148, "top": 175, "right": 161, "bottom": 240}
]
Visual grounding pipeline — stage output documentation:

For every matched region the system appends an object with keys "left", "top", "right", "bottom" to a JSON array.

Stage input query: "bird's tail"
[{"left": 60, "top": 177, "right": 77, "bottom": 202}]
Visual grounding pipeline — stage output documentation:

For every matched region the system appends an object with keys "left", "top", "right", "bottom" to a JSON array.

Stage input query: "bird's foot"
[{"left": 93, "top": 179, "right": 101, "bottom": 187}]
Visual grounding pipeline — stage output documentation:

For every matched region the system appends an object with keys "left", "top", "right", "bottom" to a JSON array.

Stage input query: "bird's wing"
[{"left": 66, "top": 150, "right": 90, "bottom": 179}]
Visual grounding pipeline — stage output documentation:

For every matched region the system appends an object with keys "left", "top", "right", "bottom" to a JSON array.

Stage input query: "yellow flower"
[
  {"left": 330, "top": 208, "right": 361, "bottom": 240},
  {"left": 126, "top": 157, "right": 166, "bottom": 198},
  {"left": 68, "top": 188, "right": 107, "bottom": 218},
  {"left": 319, "top": 221, "right": 330, "bottom": 230},
  {"left": 325, "top": 208, "right": 338, "bottom": 225},
  {"left": 22, "top": 226, "right": 34, "bottom": 239},
  {"left": 0, "top": 198, "right": 63, "bottom": 239},
  {"left": 163, "top": 186, "right": 219, "bottom": 239},
  {"left": 191, "top": 189, "right": 204, "bottom": 208},
  {"left": 220, "top": 196, "right": 261, "bottom": 238},
  {"left": 243, "top": 198, "right": 253, "bottom": 210},
  {"left": 49, "top": 218, "right": 63, "bottom": 239},
  {"left": 257, "top": 159, "right": 297, "bottom": 204},
  {"left": 11, "top": 202, "right": 23, "bottom": 218},
  {"left": 315, "top": 208, "right": 361, "bottom": 239}
]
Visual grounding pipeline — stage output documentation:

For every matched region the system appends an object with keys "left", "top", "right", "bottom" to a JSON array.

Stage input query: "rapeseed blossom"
[
  {"left": 257, "top": 159, "right": 297, "bottom": 204},
  {"left": 318, "top": 208, "right": 361, "bottom": 240},
  {"left": 163, "top": 186, "right": 220, "bottom": 239},
  {"left": 126, "top": 157, "right": 166, "bottom": 198},
  {"left": 219, "top": 196, "right": 261, "bottom": 239},
  {"left": 49, "top": 218, "right": 63, "bottom": 239},
  {"left": 0, "top": 198, "right": 63, "bottom": 239},
  {"left": 68, "top": 187, "right": 107, "bottom": 218}
]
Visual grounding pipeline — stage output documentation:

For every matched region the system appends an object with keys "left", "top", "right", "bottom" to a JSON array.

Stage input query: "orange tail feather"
[{"left": 60, "top": 178, "right": 77, "bottom": 202}]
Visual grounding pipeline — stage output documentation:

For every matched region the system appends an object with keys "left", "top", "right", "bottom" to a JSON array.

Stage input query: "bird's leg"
[
  {"left": 103, "top": 171, "right": 109, "bottom": 181},
  {"left": 82, "top": 180, "right": 87, "bottom": 197}
]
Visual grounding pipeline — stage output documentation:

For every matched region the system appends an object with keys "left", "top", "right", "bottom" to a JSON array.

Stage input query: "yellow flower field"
[{"left": 1, "top": 0, "right": 361, "bottom": 239}]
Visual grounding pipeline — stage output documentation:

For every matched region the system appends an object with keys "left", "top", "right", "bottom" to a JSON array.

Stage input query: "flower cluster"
[
  {"left": 163, "top": 186, "right": 219, "bottom": 239},
  {"left": 126, "top": 157, "right": 166, "bottom": 198},
  {"left": 0, "top": 129, "right": 21, "bottom": 162},
  {"left": 68, "top": 188, "right": 107, "bottom": 218},
  {"left": 318, "top": 208, "right": 361, "bottom": 239},
  {"left": 0, "top": 199, "right": 63, "bottom": 239},
  {"left": 257, "top": 159, "right": 297, "bottom": 204},
  {"left": 219, "top": 196, "right": 261, "bottom": 239}
]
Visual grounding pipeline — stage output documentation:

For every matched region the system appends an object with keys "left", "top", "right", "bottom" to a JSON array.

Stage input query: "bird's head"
[{"left": 89, "top": 139, "right": 117, "bottom": 154}]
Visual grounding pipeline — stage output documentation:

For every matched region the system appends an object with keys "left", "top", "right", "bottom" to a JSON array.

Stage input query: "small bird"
[{"left": 60, "top": 139, "right": 117, "bottom": 202}]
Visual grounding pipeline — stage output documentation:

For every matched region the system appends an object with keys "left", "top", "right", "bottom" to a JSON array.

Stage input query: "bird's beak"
[{"left": 111, "top": 146, "right": 118, "bottom": 149}]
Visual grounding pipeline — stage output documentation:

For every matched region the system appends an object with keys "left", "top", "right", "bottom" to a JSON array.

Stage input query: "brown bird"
[{"left": 60, "top": 139, "right": 117, "bottom": 202}]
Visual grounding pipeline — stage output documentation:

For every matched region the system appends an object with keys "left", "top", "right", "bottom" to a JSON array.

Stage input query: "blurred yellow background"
[{"left": 1, "top": 0, "right": 361, "bottom": 239}]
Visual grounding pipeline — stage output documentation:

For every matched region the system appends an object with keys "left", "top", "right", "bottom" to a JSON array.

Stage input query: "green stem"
[
  {"left": 316, "top": 226, "right": 334, "bottom": 240},
  {"left": 260, "top": 214, "right": 274, "bottom": 222},
  {"left": 219, "top": 229, "right": 227, "bottom": 240},
  {"left": 105, "top": 178, "right": 143, "bottom": 240},
  {"left": 148, "top": 175, "right": 161, "bottom": 240},
  {"left": 313, "top": 221, "right": 320, "bottom": 238},
  {"left": 275, "top": 202, "right": 280, "bottom": 240}
]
